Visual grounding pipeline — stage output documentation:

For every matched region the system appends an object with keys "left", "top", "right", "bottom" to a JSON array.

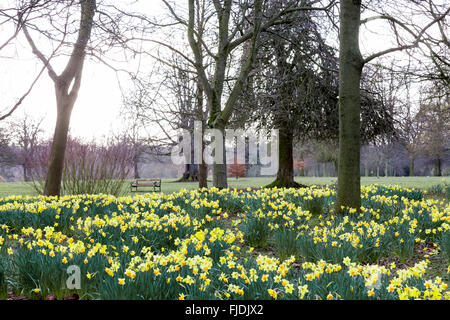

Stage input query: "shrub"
[
  {"left": 30, "top": 137, "right": 134, "bottom": 196},
  {"left": 227, "top": 161, "right": 248, "bottom": 179}
]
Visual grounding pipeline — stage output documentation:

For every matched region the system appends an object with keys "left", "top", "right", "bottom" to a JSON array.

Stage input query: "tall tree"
[
  {"left": 247, "top": 4, "right": 338, "bottom": 188},
  {"left": 22, "top": 0, "right": 96, "bottom": 196},
  {"left": 238, "top": 3, "right": 394, "bottom": 188},
  {"left": 335, "top": 0, "right": 450, "bottom": 212},
  {"left": 177, "top": 0, "right": 336, "bottom": 188},
  {"left": 16, "top": 0, "right": 152, "bottom": 196},
  {"left": 186, "top": 0, "right": 263, "bottom": 188},
  {"left": 124, "top": 52, "right": 209, "bottom": 187}
]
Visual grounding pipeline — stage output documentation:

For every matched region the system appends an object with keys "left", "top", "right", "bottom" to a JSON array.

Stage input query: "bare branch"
[
  {"left": 22, "top": 25, "right": 58, "bottom": 81},
  {"left": 363, "top": 6, "right": 450, "bottom": 64},
  {"left": 0, "top": 65, "right": 46, "bottom": 121}
]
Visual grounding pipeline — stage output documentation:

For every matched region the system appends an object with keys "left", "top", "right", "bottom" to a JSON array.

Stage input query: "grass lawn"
[
  {"left": 0, "top": 176, "right": 448, "bottom": 197},
  {"left": 0, "top": 181, "right": 38, "bottom": 196}
]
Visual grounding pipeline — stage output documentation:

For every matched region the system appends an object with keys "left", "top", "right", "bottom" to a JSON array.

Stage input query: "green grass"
[
  {"left": 0, "top": 176, "right": 448, "bottom": 197},
  {"left": 0, "top": 181, "right": 37, "bottom": 196}
]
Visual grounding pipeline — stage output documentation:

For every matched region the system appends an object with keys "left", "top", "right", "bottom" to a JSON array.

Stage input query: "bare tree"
[
  {"left": 0, "top": 124, "right": 15, "bottom": 168},
  {"left": 21, "top": 0, "right": 96, "bottom": 196},
  {"left": 118, "top": 76, "right": 158, "bottom": 180},
  {"left": 14, "top": 0, "right": 155, "bottom": 196},
  {"left": 186, "top": 0, "right": 262, "bottom": 188},
  {"left": 397, "top": 81, "right": 424, "bottom": 176},
  {"left": 8, "top": 113, "right": 44, "bottom": 181},
  {"left": 417, "top": 82, "right": 450, "bottom": 176},
  {"left": 158, "top": 0, "right": 337, "bottom": 188},
  {"left": 128, "top": 53, "right": 209, "bottom": 186}
]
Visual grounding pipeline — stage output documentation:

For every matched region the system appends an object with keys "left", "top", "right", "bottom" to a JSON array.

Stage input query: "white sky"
[
  {"left": 0, "top": 0, "right": 443, "bottom": 142},
  {"left": 0, "top": 0, "right": 168, "bottom": 141}
]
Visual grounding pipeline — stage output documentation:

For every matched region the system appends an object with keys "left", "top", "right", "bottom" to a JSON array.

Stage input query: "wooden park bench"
[{"left": 130, "top": 179, "right": 162, "bottom": 193}]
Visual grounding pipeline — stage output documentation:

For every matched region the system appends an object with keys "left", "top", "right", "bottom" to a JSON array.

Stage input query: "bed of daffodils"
[{"left": 0, "top": 185, "right": 449, "bottom": 300}]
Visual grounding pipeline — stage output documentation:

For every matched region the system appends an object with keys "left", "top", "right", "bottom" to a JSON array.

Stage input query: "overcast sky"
[
  {"left": 0, "top": 0, "right": 440, "bottom": 142},
  {"left": 0, "top": 0, "right": 168, "bottom": 141}
]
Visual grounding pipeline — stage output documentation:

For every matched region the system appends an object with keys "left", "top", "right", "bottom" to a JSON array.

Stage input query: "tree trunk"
[
  {"left": 409, "top": 156, "right": 415, "bottom": 176},
  {"left": 198, "top": 137, "right": 208, "bottom": 188},
  {"left": 199, "top": 163, "right": 208, "bottom": 187},
  {"left": 299, "top": 160, "right": 305, "bottom": 177},
  {"left": 266, "top": 126, "right": 304, "bottom": 188},
  {"left": 212, "top": 161, "right": 227, "bottom": 188},
  {"left": 364, "top": 164, "right": 369, "bottom": 177},
  {"left": 197, "top": 81, "right": 208, "bottom": 189},
  {"left": 435, "top": 158, "right": 442, "bottom": 176},
  {"left": 22, "top": 164, "right": 29, "bottom": 182},
  {"left": 212, "top": 126, "right": 228, "bottom": 189},
  {"left": 323, "top": 162, "right": 329, "bottom": 177},
  {"left": 133, "top": 155, "right": 140, "bottom": 179},
  {"left": 335, "top": 0, "right": 364, "bottom": 212},
  {"left": 180, "top": 164, "right": 199, "bottom": 181},
  {"left": 178, "top": 127, "right": 201, "bottom": 182},
  {"left": 43, "top": 96, "right": 74, "bottom": 196},
  {"left": 385, "top": 159, "right": 389, "bottom": 177},
  {"left": 28, "top": 0, "right": 96, "bottom": 197},
  {"left": 255, "top": 142, "right": 261, "bottom": 177}
]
